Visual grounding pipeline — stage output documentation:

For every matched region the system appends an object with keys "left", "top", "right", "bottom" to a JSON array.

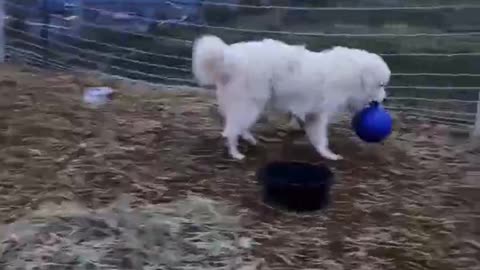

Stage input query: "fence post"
[
  {"left": 0, "top": 0, "right": 5, "bottom": 63},
  {"left": 474, "top": 91, "right": 480, "bottom": 137}
]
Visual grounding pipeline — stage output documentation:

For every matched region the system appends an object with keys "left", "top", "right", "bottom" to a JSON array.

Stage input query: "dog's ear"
[
  {"left": 360, "top": 68, "right": 369, "bottom": 93},
  {"left": 360, "top": 66, "right": 387, "bottom": 103},
  {"left": 360, "top": 67, "right": 377, "bottom": 94}
]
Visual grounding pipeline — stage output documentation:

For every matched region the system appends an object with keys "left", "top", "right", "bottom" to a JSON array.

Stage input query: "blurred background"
[{"left": 3, "top": 0, "right": 480, "bottom": 129}]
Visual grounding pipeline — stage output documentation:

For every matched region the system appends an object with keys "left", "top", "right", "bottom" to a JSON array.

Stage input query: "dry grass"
[
  {"left": 0, "top": 64, "right": 478, "bottom": 269},
  {"left": 0, "top": 196, "right": 258, "bottom": 270}
]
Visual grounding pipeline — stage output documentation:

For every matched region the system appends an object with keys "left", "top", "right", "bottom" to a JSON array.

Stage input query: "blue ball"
[{"left": 352, "top": 102, "right": 393, "bottom": 143}]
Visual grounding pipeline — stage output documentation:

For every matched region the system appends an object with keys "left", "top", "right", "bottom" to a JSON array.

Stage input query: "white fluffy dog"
[{"left": 192, "top": 35, "right": 390, "bottom": 161}]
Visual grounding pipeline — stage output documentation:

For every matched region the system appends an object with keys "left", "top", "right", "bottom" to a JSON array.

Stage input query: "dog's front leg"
[{"left": 305, "top": 113, "right": 343, "bottom": 161}]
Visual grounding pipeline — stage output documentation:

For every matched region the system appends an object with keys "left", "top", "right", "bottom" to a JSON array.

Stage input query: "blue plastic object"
[
  {"left": 83, "top": 87, "right": 115, "bottom": 108},
  {"left": 352, "top": 102, "right": 393, "bottom": 143}
]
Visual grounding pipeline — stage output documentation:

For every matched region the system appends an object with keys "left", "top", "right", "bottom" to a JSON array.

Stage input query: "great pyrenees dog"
[{"left": 192, "top": 35, "right": 390, "bottom": 161}]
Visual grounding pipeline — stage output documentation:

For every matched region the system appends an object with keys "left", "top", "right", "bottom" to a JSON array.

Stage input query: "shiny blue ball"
[{"left": 352, "top": 102, "right": 393, "bottom": 143}]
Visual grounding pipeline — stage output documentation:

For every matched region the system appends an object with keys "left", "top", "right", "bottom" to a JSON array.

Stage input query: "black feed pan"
[{"left": 257, "top": 161, "right": 334, "bottom": 212}]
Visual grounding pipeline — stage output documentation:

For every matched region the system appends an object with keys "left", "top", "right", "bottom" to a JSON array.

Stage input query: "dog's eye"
[{"left": 379, "top": 83, "right": 385, "bottom": 88}]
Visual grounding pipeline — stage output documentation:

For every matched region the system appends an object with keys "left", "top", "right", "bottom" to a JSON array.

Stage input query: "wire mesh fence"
[{"left": 3, "top": 0, "right": 480, "bottom": 131}]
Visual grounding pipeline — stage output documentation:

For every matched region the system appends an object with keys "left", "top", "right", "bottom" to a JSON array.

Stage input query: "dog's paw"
[
  {"left": 319, "top": 149, "right": 343, "bottom": 161},
  {"left": 327, "top": 154, "right": 343, "bottom": 161},
  {"left": 231, "top": 152, "right": 245, "bottom": 160}
]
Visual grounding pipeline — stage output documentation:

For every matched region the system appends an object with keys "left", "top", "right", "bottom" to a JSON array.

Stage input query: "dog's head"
[
  {"left": 342, "top": 49, "right": 391, "bottom": 113},
  {"left": 360, "top": 53, "right": 391, "bottom": 104}
]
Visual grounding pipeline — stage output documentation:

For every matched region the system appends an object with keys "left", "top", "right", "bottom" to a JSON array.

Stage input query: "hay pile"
[
  {"left": 0, "top": 65, "right": 478, "bottom": 270},
  {"left": 0, "top": 196, "right": 260, "bottom": 270}
]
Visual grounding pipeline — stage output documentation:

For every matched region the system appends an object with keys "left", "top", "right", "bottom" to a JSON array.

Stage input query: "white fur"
[{"left": 192, "top": 35, "right": 391, "bottom": 160}]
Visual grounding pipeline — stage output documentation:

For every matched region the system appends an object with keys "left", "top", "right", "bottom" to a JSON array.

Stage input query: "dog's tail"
[{"left": 192, "top": 35, "right": 228, "bottom": 86}]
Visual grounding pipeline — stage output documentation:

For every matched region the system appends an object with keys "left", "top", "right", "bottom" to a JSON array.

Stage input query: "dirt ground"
[{"left": 0, "top": 64, "right": 478, "bottom": 270}]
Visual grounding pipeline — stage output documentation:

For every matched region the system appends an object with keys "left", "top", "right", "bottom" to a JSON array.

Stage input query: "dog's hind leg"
[
  {"left": 241, "top": 130, "right": 257, "bottom": 145},
  {"left": 222, "top": 127, "right": 244, "bottom": 160},
  {"left": 222, "top": 100, "right": 264, "bottom": 160},
  {"left": 305, "top": 112, "right": 343, "bottom": 161}
]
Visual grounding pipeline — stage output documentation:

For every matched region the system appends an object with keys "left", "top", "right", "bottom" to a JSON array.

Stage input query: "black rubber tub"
[{"left": 257, "top": 161, "right": 334, "bottom": 212}]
